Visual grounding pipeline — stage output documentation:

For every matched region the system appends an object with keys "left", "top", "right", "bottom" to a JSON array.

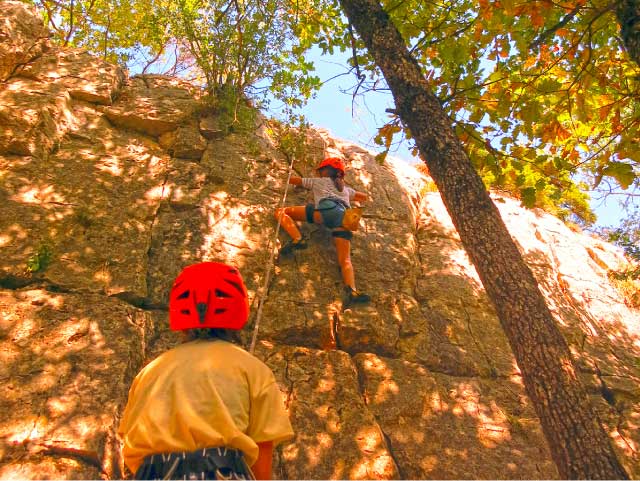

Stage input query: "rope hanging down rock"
[{"left": 249, "top": 153, "right": 297, "bottom": 354}]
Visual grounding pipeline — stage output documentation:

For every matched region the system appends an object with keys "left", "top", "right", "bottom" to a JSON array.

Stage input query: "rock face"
[
  {"left": 0, "top": 288, "right": 157, "bottom": 480},
  {"left": 20, "top": 48, "right": 125, "bottom": 105},
  {"left": 1, "top": 4, "right": 639, "bottom": 479},
  {"left": 353, "top": 353, "right": 556, "bottom": 479},
  {"left": 103, "top": 76, "right": 200, "bottom": 137},
  {"left": 0, "top": 1, "right": 50, "bottom": 82}
]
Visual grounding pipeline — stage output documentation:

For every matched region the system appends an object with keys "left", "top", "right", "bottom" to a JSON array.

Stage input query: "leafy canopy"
[
  {"left": 305, "top": 0, "right": 640, "bottom": 224},
  {"left": 27, "top": 0, "right": 640, "bottom": 223}
]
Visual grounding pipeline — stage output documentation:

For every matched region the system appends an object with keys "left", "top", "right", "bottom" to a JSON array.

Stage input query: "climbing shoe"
[
  {"left": 344, "top": 286, "right": 371, "bottom": 305},
  {"left": 279, "top": 237, "right": 308, "bottom": 256}
]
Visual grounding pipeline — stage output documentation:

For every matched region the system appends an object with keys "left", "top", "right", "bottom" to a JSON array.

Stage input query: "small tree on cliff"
[
  {"left": 336, "top": 0, "right": 629, "bottom": 478},
  {"left": 28, "top": 0, "right": 321, "bottom": 119}
]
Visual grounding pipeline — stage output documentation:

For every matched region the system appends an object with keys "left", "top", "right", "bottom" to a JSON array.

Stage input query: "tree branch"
[
  {"left": 347, "top": 21, "right": 366, "bottom": 113},
  {"left": 38, "top": 1, "right": 64, "bottom": 37},
  {"left": 529, "top": 3, "right": 582, "bottom": 50},
  {"left": 529, "top": 1, "right": 618, "bottom": 50},
  {"left": 63, "top": 0, "right": 74, "bottom": 46},
  {"left": 142, "top": 45, "right": 165, "bottom": 75},
  {"left": 103, "top": 11, "right": 111, "bottom": 60}
]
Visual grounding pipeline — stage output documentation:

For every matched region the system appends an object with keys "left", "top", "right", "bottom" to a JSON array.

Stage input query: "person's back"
[
  {"left": 301, "top": 176, "right": 355, "bottom": 208},
  {"left": 118, "top": 263, "right": 294, "bottom": 480}
]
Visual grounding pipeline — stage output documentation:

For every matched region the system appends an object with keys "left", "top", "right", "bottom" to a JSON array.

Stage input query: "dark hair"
[
  {"left": 319, "top": 166, "right": 345, "bottom": 192},
  {"left": 183, "top": 328, "right": 241, "bottom": 344}
]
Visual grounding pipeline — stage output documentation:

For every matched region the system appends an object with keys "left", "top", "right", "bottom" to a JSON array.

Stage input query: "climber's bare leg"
[
  {"left": 274, "top": 206, "right": 307, "bottom": 241},
  {"left": 333, "top": 233, "right": 355, "bottom": 290}
]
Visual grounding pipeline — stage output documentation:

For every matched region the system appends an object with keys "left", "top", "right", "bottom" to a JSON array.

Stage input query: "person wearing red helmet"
[
  {"left": 274, "top": 157, "right": 370, "bottom": 305},
  {"left": 118, "top": 262, "right": 294, "bottom": 480}
]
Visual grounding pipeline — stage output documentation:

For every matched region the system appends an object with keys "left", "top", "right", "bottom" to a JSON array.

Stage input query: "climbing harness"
[
  {"left": 314, "top": 199, "right": 346, "bottom": 228},
  {"left": 332, "top": 230, "right": 353, "bottom": 240},
  {"left": 306, "top": 199, "right": 364, "bottom": 231},
  {"left": 249, "top": 153, "right": 297, "bottom": 354},
  {"left": 134, "top": 447, "right": 255, "bottom": 480}
]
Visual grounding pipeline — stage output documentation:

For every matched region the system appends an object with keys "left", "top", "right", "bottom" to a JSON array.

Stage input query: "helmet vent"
[
  {"left": 228, "top": 268, "right": 238, "bottom": 275},
  {"left": 176, "top": 290, "right": 190, "bottom": 300},
  {"left": 225, "top": 280, "right": 245, "bottom": 297},
  {"left": 196, "top": 302, "right": 208, "bottom": 323},
  {"left": 180, "top": 309, "right": 190, "bottom": 315},
  {"left": 214, "top": 308, "right": 226, "bottom": 314},
  {"left": 215, "top": 288, "right": 232, "bottom": 298}
]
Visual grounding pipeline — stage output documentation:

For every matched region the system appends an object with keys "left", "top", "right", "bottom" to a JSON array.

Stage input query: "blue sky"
[
  {"left": 300, "top": 48, "right": 408, "bottom": 161},
  {"left": 294, "top": 47, "right": 630, "bottom": 229}
]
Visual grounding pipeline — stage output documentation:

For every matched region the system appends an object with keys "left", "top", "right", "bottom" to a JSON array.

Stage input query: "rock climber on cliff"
[
  {"left": 118, "top": 262, "right": 294, "bottom": 480},
  {"left": 274, "top": 156, "right": 371, "bottom": 305}
]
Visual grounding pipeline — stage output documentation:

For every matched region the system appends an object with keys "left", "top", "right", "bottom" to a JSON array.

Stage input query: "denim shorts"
[{"left": 307, "top": 199, "right": 346, "bottom": 228}]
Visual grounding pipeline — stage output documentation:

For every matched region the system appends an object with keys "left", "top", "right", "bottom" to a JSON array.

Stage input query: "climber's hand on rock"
[{"left": 353, "top": 191, "right": 368, "bottom": 202}]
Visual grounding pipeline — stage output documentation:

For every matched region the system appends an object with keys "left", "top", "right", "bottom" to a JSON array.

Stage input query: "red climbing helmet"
[
  {"left": 169, "top": 262, "right": 249, "bottom": 331},
  {"left": 316, "top": 157, "right": 345, "bottom": 175}
]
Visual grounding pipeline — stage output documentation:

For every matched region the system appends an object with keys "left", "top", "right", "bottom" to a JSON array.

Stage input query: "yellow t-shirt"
[{"left": 117, "top": 339, "right": 294, "bottom": 473}]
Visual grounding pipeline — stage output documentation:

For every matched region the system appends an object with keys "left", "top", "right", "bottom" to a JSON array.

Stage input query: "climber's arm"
[
  {"left": 353, "top": 191, "right": 368, "bottom": 202},
  {"left": 289, "top": 177, "right": 303, "bottom": 186},
  {"left": 252, "top": 441, "right": 274, "bottom": 480}
]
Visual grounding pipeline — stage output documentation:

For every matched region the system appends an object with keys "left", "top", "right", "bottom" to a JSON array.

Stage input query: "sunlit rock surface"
[
  {"left": 353, "top": 353, "right": 557, "bottom": 479},
  {"left": 0, "top": 105, "right": 169, "bottom": 302},
  {"left": 20, "top": 48, "right": 125, "bottom": 105},
  {"left": 0, "top": 80, "right": 74, "bottom": 159},
  {"left": 103, "top": 76, "right": 200, "bottom": 137},
  {"left": 1, "top": 3, "right": 639, "bottom": 479},
  {"left": 0, "top": 1, "right": 50, "bottom": 82},
  {"left": 0, "top": 288, "right": 157, "bottom": 480},
  {"left": 257, "top": 343, "right": 400, "bottom": 480}
]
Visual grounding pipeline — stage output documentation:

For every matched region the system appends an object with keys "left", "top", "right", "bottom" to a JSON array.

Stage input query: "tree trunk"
[
  {"left": 616, "top": 0, "right": 640, "bottom": 67},
  {"left": 337, "top": 0, "right": 629, "bottom": 478}
]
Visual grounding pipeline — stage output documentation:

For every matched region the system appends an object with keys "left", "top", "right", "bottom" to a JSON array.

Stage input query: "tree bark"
[
  {"left": 616, "top": 0, "right": 640, "bottom": 67},
  {"left": 337, "top": 0, "right": 629, "bottom": 478}
]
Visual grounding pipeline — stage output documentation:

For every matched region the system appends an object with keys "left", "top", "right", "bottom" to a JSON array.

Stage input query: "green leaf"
[
  {"left": 537, "top": 78, "right": 562, "bottom": 93},
  {"left": 520, "top": 187, "right": 537, "bottom": 208},
  {"left": 488, "top": 71, "right": 503, "bottom": 83},
  {"left": 26, "top": 244, "right": 53, "bottom": 273},
  {"left": 469, "top": 109, "right": 484, "bottom": 124},
  {"left": 603, "top": 162, "right": 636, "bottom": 190},
  {"left": 375, "top": 150, "right": 389, "bottom": 164},
  {"left": 535, "top": 178, "right": 547, "bottom": 190},
  {"left": 520, "top": 102, "right": 541, "bottom": 123}
]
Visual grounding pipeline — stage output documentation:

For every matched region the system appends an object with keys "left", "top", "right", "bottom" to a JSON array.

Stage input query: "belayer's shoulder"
[{"left": 224, "top": 341, "right": 268, "bottom": 363}]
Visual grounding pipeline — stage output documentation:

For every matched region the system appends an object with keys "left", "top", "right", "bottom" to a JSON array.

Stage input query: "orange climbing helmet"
[
  {"left": 316, "top": 157, "right": 345, "bottom": 175},
  {"left": 169, "top": 262, "right": 249, "bottom": 331}
]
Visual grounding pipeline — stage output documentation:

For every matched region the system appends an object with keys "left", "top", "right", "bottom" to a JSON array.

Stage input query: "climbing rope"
[{"left": 249, "top": 153, "right": 297, "bottom": 354}]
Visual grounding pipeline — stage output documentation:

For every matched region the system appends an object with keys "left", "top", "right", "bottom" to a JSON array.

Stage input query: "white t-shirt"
[{"left": 301, "top": 177, "right": 356, "bottom": 207}]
